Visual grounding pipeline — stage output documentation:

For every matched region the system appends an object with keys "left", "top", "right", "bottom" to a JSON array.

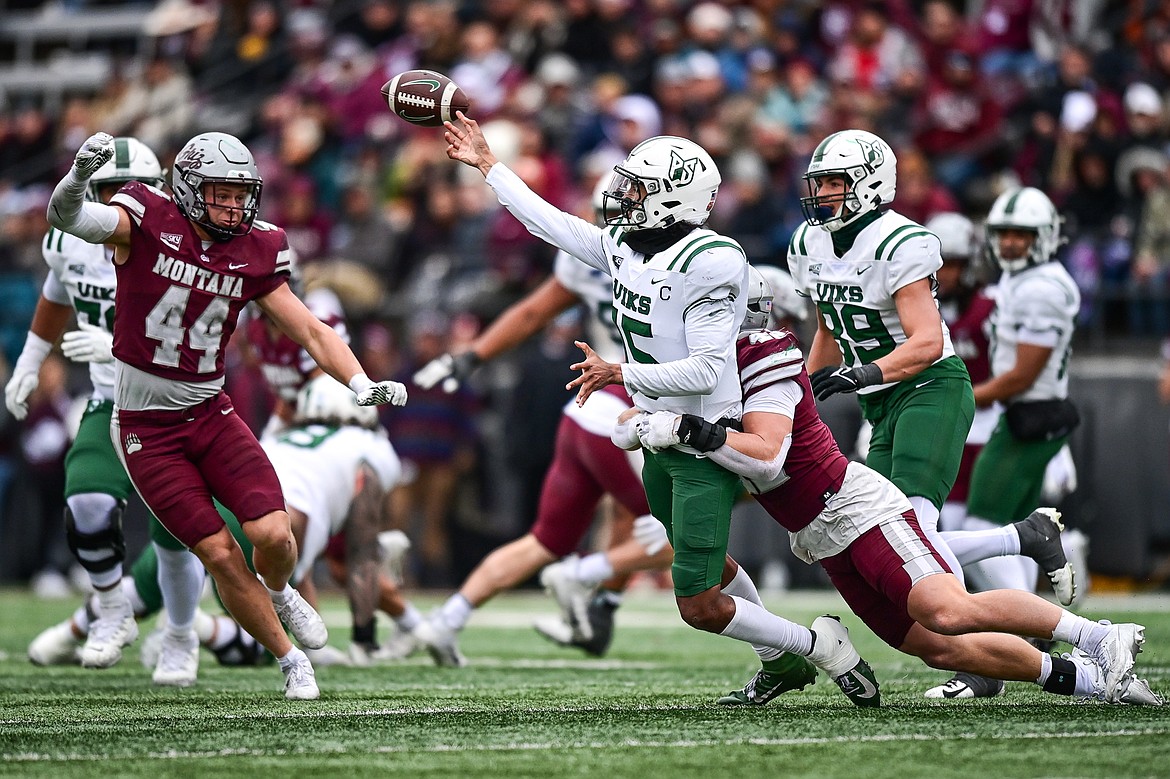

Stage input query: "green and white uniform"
[
  {"left": 967, "top": 262, "right": 1079, "bottom": 524},
  {"left": 486, "top": 163, "right": 748, "bottom": 595},
  {"left": 787, "top": 212, "right": 975, "bottom": 510}
]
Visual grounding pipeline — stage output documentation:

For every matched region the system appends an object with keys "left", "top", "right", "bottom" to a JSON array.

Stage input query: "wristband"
[
  {"left": 348, "top": 373, "right": 374, "bottom": 394},
  {"left": 15, "top": 332, "right": 53, "bottom": 372},
  {"left": 677, "top": 413, "right": 728, "bottom": 452}
]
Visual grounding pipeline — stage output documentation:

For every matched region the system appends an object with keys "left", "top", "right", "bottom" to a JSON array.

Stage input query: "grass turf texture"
[{"left": 2, "top": 588, "right": 1168, "bottom": 778}]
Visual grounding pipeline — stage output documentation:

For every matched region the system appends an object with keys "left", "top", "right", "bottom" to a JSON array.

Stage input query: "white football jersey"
[
  {"left": 42, "top": 227, "right": 118, "bottom": 401},
  {"left": 263, "top": 424, "right": 401, "bottom": 585},
  {"left": 988, "top": 262, "right": 1079, "bottom": 402},
  {"left": 487, "top": 164, "right": 747, "bottom": 422},
  {"left": 553, "top": 250, "right": 624, "bottom": 363},
  {"left": 788, "top": 211, "right": 955, "bottom": 394}
]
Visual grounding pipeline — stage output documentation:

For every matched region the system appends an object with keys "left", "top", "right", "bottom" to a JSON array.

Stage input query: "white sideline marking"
[{"left": 8, "top": 727, "right": 1170, "bottom": 762}]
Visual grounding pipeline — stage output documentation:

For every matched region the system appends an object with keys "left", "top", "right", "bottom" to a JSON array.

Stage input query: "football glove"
[
  {"left": 810, "top": 363, "right": 883, "bottom": 401},
  {"left": 355, "top": 380, "right": 408, "bottom": 407},
  {"left": 72, "top": 132, "right": 115, "bottom": 179},
  {"left": 634, "top": 411, "right": 681, "bottom": 452},
  {"left": 412, "top": 351, "right": 481, "bottom": 393},
  {"left": 4, "top": 367, "right": 38, "bottom": 421},
  {"left": 632, "top": 514, "right": 669, "bottom": 556},
  {"left": 61, "top": 322, "right": 113, "bottom": 364}
]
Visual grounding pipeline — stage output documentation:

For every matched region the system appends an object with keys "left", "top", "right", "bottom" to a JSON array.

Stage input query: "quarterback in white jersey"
[
  {"left": 789, "top": 129, "right": 975, "bottom": 580},
  {"left": 409, "top": 181, "right": 670, "bottom": 665}
]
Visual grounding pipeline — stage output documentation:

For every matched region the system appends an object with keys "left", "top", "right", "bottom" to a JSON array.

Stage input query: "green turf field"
[{"left": 2, "top": 587, "right": 1168, "bottom": 778}]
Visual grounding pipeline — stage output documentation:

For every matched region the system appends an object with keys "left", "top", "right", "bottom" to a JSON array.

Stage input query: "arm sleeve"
[
  {"left": 47, "top": 168, "right": 120, "bottom": 242},
  {"left": 485, "top": 163, "right": 612, "bottom": 274},
  {"left": 623, "top": 248, "right": 744, "bottom": 397},
  {"left": 706, "top": 379, "right": 801, "bottom": 485}
]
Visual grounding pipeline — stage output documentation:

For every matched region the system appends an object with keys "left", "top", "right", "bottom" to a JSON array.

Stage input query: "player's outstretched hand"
[
  {"left": 567, "top": 341, "right": 622, "bottom": 407},
  {"left": 444, "top": 112, "right": 498, "bottom": 175},
  {"left": 356, "top": 380, "right": 409, "bottom": 407},
  {"left": 61, "top": 322, "right": 113, "bottom": 364},
  {"left": 412, "top": 352, "right": 480, "bottom": 393},
  {"left": 73, "top": 132, "right": 115, "bottom": 178}
]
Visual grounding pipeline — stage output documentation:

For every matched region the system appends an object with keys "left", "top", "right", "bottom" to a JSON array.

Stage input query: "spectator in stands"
[
  {"left": 330, "top": 180, "right": 403, "bottom": 279},
  {"left": 101, "top": 56, "right": 195, "bottom": 152}
]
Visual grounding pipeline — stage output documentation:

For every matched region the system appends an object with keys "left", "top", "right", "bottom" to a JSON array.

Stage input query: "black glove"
[
  {"left": 810, "top": 363, "right": 883, "bottom": 401},
  {"left": 676, "top": 413, "right": 728, "bottom": 452},
  {"left": 450, "top": 351, "right": 481, "bottom": 383}
]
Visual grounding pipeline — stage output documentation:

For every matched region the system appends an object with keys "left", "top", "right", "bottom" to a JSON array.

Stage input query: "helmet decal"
[{"left": 668, "top": 148, "right": 702, "bottom": 186}]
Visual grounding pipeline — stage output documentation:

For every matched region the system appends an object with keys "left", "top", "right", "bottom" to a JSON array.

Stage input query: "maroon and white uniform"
[
  {"left": 107, "top": 182, "right": 292, "bottom": 547},
  {"left": 246, "top": 287, "right": 347, "bottom": 404},
  {"left": 732, "top": 328, "right": 952, "bottom": 648},
  {"left": 529, "top": 251, "right": 651, "bottom": 556},
  {"left": 942, "top": 292, "right": 995, "bottom": 510}
]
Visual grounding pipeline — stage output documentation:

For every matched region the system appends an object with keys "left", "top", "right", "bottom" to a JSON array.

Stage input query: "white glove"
[
  {"left": 633, "top": 514, "right": 669, "bottom": 556},
  {"left": 355, "top": 380, "right": 408, "bottom": 407},
  {"left": 635, "top": 411, "right": 682, "bottom": 452},
  {"left": 73, "top": 132, "right": 115, "bottom": 178},
  {"left": 412, "top": 352, "right": 480, "bottom": 393},
  {"left": 4, "top": 368, "right": 38, "bottom": 421},
  {"left": 610, "top": 411, "right": 645, "bottom": 451},
  {"left": 60, "top": 321, "right": 113, "bottom": 363}
]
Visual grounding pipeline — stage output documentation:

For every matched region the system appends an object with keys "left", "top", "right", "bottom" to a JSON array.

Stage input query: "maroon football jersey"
[
  {"left": 245, "top": 289, "right": 348, "bottom": 400},
  {"left": 110, "top": 182, "right": 291, "bottom": 382},
  {"left": 737, "top": 328, "right": 849, "bottom": 532},
  {"left": 945, "top": 293, "right": 994, "bottom": 384}
]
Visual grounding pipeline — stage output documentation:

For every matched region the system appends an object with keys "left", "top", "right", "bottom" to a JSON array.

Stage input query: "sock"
[
  {"left": 721, "top": 567, "right": 781, "bottom": 661},
  {"left": 96, "top": 584, "right": 130, "bottom": 617},
  {"left": 440, "top": 594, "right": 473, "bottom": 631},
  {"left": 909, "top": 496, "right": 965, "bottom": 588},
  {"left": 394, "top": 603, "right": 423, "bottom": 633},
  {"left": 121, "top": 578, "right": 147, "bottom": 616},
  {"left": 575, "top": 553, "right": 614, "bottom": 587},
  {"left": 267, "top": 582, "right": 294, "bottom": 604},
  {"left": 1051, "top": 611, "right": 1110, "bottom": 650},
  {"left": 1035, "top": 652, "right": 1077, "bottom": 695},
  {"left": 155, "top": 543, "right": 203, "bottom": 635},
  {"left": 277, "top": 645, "right": 307, "bottom": 671},
  {"left": 940, "top": 527, "right": 1020, "bottom": 566},
  {"left": 719, "top": 595, "right": 813, "bottom": 656}
]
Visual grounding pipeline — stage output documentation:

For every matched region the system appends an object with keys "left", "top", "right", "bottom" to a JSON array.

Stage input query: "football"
[{"left": 381, "top": 69, "right": 470, "bottom": 128}]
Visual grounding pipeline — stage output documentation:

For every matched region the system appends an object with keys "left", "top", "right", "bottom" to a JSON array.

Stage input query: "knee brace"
[{"left": 65, "top": 498, "right": 127, "bottom": 574}]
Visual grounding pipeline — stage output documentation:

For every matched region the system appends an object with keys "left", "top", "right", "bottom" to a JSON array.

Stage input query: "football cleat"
[
  {"left": 304, "top": 645, "right": 353, "bottom": 667},
  {"left": 1062, "top": 528, "right": 1090, "bottom": 608},
  {"left": 925, "top": 672, "right": 1005, "bottom": 699},
  {"left": 80, "top": 610, "right": 138, "bottom": 669},
  {"left": 808, "top": 615, "right": 880, "bottom": 707},
  {"left": 1014, "top": 508, "right": 1076, "bottom": 606},
  {"left": 211, "top": 627, "right": 269, "bottom": 667},
  {"left": 412, "top": 613, "right": 467, "bottom": 668},
  {"left": 533, "top": 591, "right": 618, "bottom": 657},
  {"left": 1065, "top": 648, "right": 1160, "bottom": 705},
  {"left": 273, "top": 588, "right": 328, "bottom": 650},
  {"left": 152, "top": 630, "right": 199, "bottom": 688},
  {"left": 539, "top": 555, "right": 596, "bottom": 641},
  {"left": 140, "top": 627, "right": 164, "bottom": 669},
  {"left": 1089, "top": 620, "right": 1144, "bottom": 703},
  {"left": 1118, "top": 675, "right": 1164, "bottom": 706},
  {"left": 283, "top": 656, "right": 320, "bottom": 700},
  {"left": 717, "top": 653, "right": 818, "bottom": 706},
  {"left": 28, "top": 619, "right": 82, "bottom": 666}
]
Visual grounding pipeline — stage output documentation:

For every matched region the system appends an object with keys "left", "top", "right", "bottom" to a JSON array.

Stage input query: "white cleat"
[
  {"left": 273, "top": 589, "right": 328, "bottom": 650},
  {"left": 532, "top": 615, "right": 578, "bottom": 647},
  {"left": 1014, "top": 508, "right": 1076, "bottom": 606},
  {"left": 139, "top": 627, "right": 164, "bottom": 669},
  {"left": 304, "top": 645, "right": 353, "bottom": 667},
  {"left": 807, "top": 615, "right": 861, "bottom": 678},
  {"left": 284, "top": 657, "right": 320, "bottom": 700},
  {"left": 28, "top": 620, "right": 82, "bottom": 666},
  {"left": 80, "top": 610, "right": 138, "bottom": 669},
  {"left": 412, "top": 613, "right": 467, "bottom": 668},
  {"left": 1067, "top": 648, "right": 1161, "bottom": 705},
  {"left": 1118, "top": 675, "right": 1164, "bottom": 706},
  {"left": 152, "top": 630, "right": 199, "bottom": 688},
  {"left": 1090, "top": 620, "right": 1145, "bottom": 703},
  {"left": 539, "top": 555, "right": 595, "bottom": 641},
  {"left": 378, "top": 530, "right": 411, "bottom": 585},
  {"left": 1063, "top": 528, "right": 1090, "bottom": 608}
]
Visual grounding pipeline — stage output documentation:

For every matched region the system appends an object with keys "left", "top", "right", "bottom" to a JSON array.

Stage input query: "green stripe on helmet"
[
  {"left": 811, "top": 132, "right": 841, "bottom": 163},
  {"left": 114, "top": 138, "right": 130, "bottom": 171},
  {"left": 1002, "top": 189, "right": 1022, "bottom": 215}
]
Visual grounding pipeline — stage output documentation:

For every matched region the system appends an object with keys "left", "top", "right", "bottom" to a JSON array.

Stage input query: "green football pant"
[{"left": 965, "top": 419, "right": 1067, "bottom": 525}]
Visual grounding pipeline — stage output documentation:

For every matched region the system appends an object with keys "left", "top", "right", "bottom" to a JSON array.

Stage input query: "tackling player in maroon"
[{"left": 47, "top": 131, "right": 408, "bottom": 699}]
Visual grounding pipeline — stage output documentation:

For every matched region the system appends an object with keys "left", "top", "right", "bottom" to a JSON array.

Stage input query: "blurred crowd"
[{"left": 2, "top": 0, "right": 1170, "bottom": 590}]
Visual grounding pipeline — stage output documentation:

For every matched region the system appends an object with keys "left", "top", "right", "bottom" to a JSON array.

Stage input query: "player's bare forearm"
[
  {"left": 29, "top": 297, "right": 74, "bottom": 343},
  {"left": 473, "top": 277, "right": 578, "bottom": 361},
  {"left": 973, "top": 343, "right": 1051, "bottom": 406},
  {"left": 873, "top": 331, "right": 942, "bottom": 383},
  {"left": 878, "top": 279, "right": 944, "bottom": 381},
  {"left": 345, "top": 463, "right": 382, "bottom": 627},
  {"left": 806, "top": 322, "right": 843, "bottom": 373},
  {"left": 301, "top": 322, "right": 365, "bottom": 387}
]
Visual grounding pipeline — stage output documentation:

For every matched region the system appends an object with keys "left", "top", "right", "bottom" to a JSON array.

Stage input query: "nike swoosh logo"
[
  {"left": 221, "top": 407, "right": 233, "bottom": 415},
  {"left": 857, "top": 267, "right": 871, "bottom": 275},
  {"left": 651, "top": 277, "right": 667, "bottom": 285},
  {"left": 228, "top": 263, "right": 248, "bottom": 270},
  {"left": 915, "top": 379, "right": 935, "bottom": 389},
  {"left": 843, "top": 669, "right": 879, "bottom": 699}
]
